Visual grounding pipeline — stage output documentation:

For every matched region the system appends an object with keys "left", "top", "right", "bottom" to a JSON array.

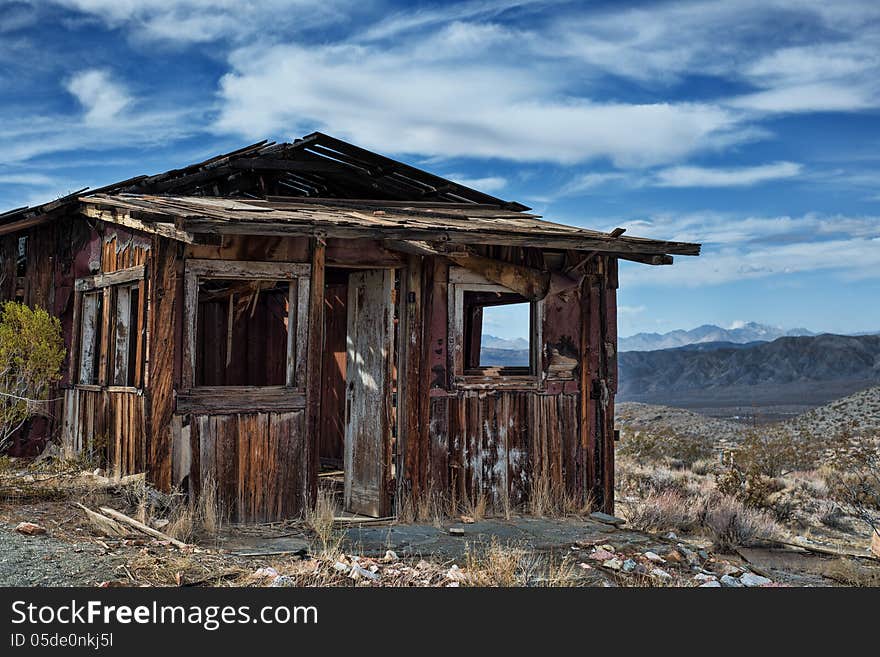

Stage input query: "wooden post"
[
  {"left": 401, "top": 254, "right": 424, "bottom": 506},
  {"left": 304, "top": 237, "right": 326, "bottom": 509}
]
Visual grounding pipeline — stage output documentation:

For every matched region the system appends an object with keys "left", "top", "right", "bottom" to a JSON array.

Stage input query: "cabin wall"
[
  {"left": 400, "top": 252, "right": 618, "bottom": 513},
  {"left": 4, "top": 218, "right": 618, "bottom": 519}
]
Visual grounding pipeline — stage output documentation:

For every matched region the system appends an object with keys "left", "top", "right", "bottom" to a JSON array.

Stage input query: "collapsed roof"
[{"left": 0, "top": 132, "right": 700, "bottom": 262}]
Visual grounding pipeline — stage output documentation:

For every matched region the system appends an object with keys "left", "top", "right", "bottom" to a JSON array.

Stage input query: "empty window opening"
[
  {"left": 463, "top": 290, "right": 533, "bottom": 374},
  {"left": 195, "top": 278, "right": 291, "bottom": 387}
]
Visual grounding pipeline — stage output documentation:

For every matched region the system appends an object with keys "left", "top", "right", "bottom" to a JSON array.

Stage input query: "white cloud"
[
  {"left": 216, "top": 43, "right": 743, "bottom": 166},
  {"left": 444, "top": 174, "right": 507, "bottom": 193},
  {"left": 622, "top": 237, "right": 880, "bottom": 287},
  {"left": 49, "top": 0, "right": 356, "bottom": 43},
  {"left": 65, "top": 69, "right": 131, "bottom": 125},
  {"left": 609, "top": 210, "right": 880, "bottom": 288},
  {"left": 0, "top": 173, "right": 55, "bottom": 186},
  {"left": 729, "top": 83, "right": 877, "bottom": 114},
  {"left": 654, "top": 161, "right": 802, "bottom": 187}
]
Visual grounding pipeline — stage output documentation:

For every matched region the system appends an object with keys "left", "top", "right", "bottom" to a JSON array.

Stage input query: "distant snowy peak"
[
  {"left": 482, "top": 335, "right": 530, "bottom": 351},
  {"left": 620, "top": 322, "right": 815, "bottom": 352}
]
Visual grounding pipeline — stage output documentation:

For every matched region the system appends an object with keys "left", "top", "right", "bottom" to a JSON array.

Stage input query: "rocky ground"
[
  {"left": 784, "top": 385, "right": 880, "bottom": 437},
  {"left": 617, "top": 385, "right": 880, "bottom": 444}
]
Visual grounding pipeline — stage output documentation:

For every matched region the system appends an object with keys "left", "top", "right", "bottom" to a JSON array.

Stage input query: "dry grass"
[
  {"left": 165, "top": 477, "right": 222, "bottom": 543},
  {"left": 527, "top": 469, "right": 592, "bottom": 518},
  {"left": 306, "top": 486, "right": 344, "bottom": 559},
  {"left": 463, "top": 538, "right": 579, "bottom": 587}
]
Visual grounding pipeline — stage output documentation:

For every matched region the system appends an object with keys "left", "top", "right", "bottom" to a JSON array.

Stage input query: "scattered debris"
[
  {"left": 14, "top": 522, "right": 45, "bottom": 536},
  {"left": 739, "top": 572, "right": 772, "bottom": 587},
  {"left": 720, "top": 574, "right": 744, "bottom": 587},
  {"left": 590, "top": 511, "right": 626, "bottom": 527},
  {"left": 449, "top": 527, "right": 465, "bottom": 536},
  {"left": 644, "top": 551, "right": 665, "bottom": 563}
]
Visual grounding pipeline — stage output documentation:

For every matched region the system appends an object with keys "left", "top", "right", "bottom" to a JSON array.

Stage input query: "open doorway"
[{"left": 318, "top": 267, "right": 398, "bottom": 517}]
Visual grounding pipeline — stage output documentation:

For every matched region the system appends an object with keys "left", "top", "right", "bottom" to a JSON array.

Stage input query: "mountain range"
[
  {"left": 619, "top": 322, "right": 814, "bottom": 352},
  {"left": 617, "top": 333, "right": 880, "bottom": 412}
]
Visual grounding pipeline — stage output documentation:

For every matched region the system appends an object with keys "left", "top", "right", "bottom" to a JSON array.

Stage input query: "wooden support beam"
[
  {"left": 82, "top": 205, "right": 194, "bottom": 243},
  {"left": 304, "top": 237, "right": 326, "bottom": 508},
  {"left": 444, "top": 251, "right": 549, "bottom": 301},
  {"left": 617, "top": 253, "right": 673, "bottom": 265}
]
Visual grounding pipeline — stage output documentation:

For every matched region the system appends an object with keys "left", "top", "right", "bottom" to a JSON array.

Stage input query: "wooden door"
[{"left": 344, "top": 269, "right": 394, "bottom": 517}]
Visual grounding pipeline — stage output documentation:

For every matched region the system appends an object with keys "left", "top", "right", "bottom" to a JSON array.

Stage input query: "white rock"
[
  {"left": 332, "top": 561, "right": 350, "bottom": 573},
  {"left": 382, "top": 550, "right": 399, "bottom": 562},
  {"left": 740, "top": 572, "right": 772, "bottom": 587},
  {"left": 699, "top": 580, "right": 722, "bottom": 587},
  {"left": 651, "top": 568, "right": 672, "bottom": 579},
  {"left": 665, "top": 532, "right": 678, "bottom": 539},
  {"left": 270, "top": 575, "right": 293, "bottom": 587},
  {"left": 720, "top": 574, "right": 744, "bottom": 587},
  {"left": 602, "top": 558, "right": 623, "bottom": 571},
  {"left": 349, "top": 565, "right": 379, "bottom": 581},
  {"left": 644, "top": 551, "right": 666, "bottom": 563},
  {"left": 254, "top": 567, "right": 278, "bottom": 578},
  {"left": 693, "top": 573, "right": 716, "bottom": 582}
]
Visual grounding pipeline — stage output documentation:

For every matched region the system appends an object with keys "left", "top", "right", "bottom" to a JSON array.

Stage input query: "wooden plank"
[
  {"left": 176, "top": 388, "right": 305, "bottom": 414},
  {"left": 78, "top": 293, "right": 99, "bottom": 384},
  {"left": 401, "top": 255, "right": 423, "bottom": 504},
  {"left": 343, "top": 268, "right": 394, "bottom": 517},
  {"left": 303, "top": 238, "right": 325, "bottom": 508},
  {"left": 82, "top": 205, "right": 194, "bottom": 243},
  {"left": 185, "top": 259, "right": 310, "bottom": 279},
  {"left": 98, "top": 286, "right": 112, "bottom": 386},
  {"left": 112, "top": 285, "right": 131, "bottom": 386},
  {"left": 75, "top": 265, "right": 145, "bottom": 291},
  {"left": 147, "top": 236, "right": 177, "bottom": 491}
]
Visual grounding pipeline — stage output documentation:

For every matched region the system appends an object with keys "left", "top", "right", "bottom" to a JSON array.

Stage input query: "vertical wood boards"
[
  {"left": 185, "top": 410, "right": 305, "bottom": 522},
  {"left": 343, "top": 268, "right": 394, "bottom": 517}
]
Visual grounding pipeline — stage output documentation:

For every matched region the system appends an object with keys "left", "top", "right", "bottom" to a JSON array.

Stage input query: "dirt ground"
[{"left": 1, "top": 491, "right": 877, "bottom": 587}]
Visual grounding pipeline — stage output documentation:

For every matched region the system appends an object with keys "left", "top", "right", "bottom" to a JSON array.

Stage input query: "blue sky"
[{"left": 1, "top": 0, "right": 879, "bottom": 339}]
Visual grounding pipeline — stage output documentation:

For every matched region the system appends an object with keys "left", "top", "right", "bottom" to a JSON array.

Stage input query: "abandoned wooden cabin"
[{"left": 0, "top": 132, "right": 699, "bottom": 521}]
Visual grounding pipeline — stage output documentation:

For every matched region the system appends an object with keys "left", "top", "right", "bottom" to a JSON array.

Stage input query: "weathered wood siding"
[
  {"left": 175, "top": 411, "right": 306, "bottom": 523},
  {"left": 401, "top": 252, "right": 618, "bottom": 514},
  {"left": 61, "top": 388, "right": 146, "bottom": 474}
]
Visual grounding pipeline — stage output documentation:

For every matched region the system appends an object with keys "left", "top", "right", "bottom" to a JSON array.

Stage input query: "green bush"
[{"left": 0, "top": 301, "right": 65, "bottom": 452}]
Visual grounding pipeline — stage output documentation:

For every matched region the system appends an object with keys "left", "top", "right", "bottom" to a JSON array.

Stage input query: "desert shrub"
[
  {"left": 696, "top": 492, "right": 779, "bottom": 551},
  {"left": 824, "top": 431, "right": 880, "bottom": 535},
  {"left": 818, "top": 502, "right": 851, "bottom": 532},
  {"left": 622, "top": 489, "right": 701, "bottom": 534},
  {"left": 618, "top": 428, "right": 714, "bottom": 468},
  {"left": 616, "top": 458, "right": 704, "bottom": 498},
  {"left": 622, "top": 488, "right": 779, "bottom": 550},
  {"left": 730, "top": 428, "right": 823, "bottom": 478},
  {"left": 0, "top": 302, "right": 65, "bottom": 452}
]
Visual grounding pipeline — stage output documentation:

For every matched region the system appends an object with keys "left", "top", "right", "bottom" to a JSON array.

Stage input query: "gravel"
[{"left": 0, "top": 522, "right": 124, "bottom": 586}]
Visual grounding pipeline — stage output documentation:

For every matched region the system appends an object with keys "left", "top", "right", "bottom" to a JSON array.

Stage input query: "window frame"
[
  {"left": 181, "top": 259, "right": 310, "bottom": 411},
  {"left": 447, "top": 267, "right": 544, "bottom": 390},
  {"left": 74, "top": 265, "right": 146, "bottom": 390}
]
